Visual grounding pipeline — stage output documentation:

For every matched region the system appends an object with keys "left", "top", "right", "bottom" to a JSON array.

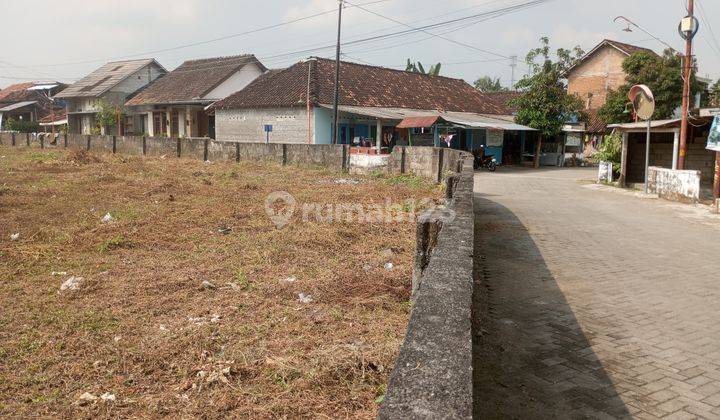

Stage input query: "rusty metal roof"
[
  {"left": 397, "top": 116, "right": 440, "bottom": 128},
  {"left": 56, "top": 59, "right": 166, "bottom": 98}
]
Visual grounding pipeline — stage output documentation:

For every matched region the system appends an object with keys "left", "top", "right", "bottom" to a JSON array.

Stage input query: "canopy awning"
[
  {"left": 607, "top": 119, "right": 681, "bottom": 130},
  {"left": 0, "top": 101, "right": 37, "bottom": 112},
  {"left": 397, "top": 116, "right": 440, "bottom": 128},
  {"left": 318, "top": 104, "right": 535, "bottom": 131}
]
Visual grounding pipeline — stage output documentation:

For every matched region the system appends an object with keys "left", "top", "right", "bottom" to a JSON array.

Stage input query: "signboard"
[
  {"left": 707, "top": 116, "right": 720, "bottom": 152},
  {"left": 486, "top": 129, "right": 504, "bottom": 147},
  {"left": 565, "top": 132, "right": 582, "bottom": 147},
  {"left": 263, "top": 124, "right": 273, "bottom": 132}
]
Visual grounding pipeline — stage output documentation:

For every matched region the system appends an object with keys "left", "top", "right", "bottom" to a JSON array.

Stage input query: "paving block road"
[{"left": 473, "top": 167, "right": 720, "bottom": 419}]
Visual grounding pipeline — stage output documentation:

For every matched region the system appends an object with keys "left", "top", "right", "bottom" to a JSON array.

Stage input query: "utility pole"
[
  {"left": 678, "top": 0, "right": 696, "bottom": 170},
  {"left": 509, "top": 55, "right": 517, "bottom": 89},
  {"left": 331, "top": 0, "right": 344, "bottom": 145}
]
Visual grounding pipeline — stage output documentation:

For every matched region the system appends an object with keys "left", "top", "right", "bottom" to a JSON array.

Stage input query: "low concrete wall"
[
  {"left": 648, "top": 166, "right": 701, "bottom": 203},
  {"left": 379, "top": 154, "right": 475, "bottom": 419}
]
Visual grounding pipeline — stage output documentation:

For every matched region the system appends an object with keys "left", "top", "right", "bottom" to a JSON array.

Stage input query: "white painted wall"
[
  {"left": 203, "top": 63, "right": 264, "bottom": 100},
  {"left": 111, "top": 63, "right": 165, "bottom": 95}
]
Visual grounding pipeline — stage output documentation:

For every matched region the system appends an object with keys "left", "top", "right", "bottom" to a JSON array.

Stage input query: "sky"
[{"left": 1, "top": 0, "right": 719, "bottom": 89}]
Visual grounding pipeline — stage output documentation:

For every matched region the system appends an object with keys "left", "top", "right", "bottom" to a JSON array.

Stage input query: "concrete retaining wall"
[
  {"left": 648, "top": 166, "right": 701, "bottom": 203},
  {"left": 379, "top": 154, "right": 475, "bottom": 419}
]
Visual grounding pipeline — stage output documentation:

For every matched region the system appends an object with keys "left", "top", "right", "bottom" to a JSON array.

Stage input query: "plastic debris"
[
  {"left": 384, "top": 262, "right": 394, "bottom": 271},
  {"left": 217, "top": 226, "right": 231, "bottom": 235},
  {"left": 60, "top": 276, "right": 84, "bottom": 292},
  {"left": 10, "top": 233, "right": 20, "bottom": 241},
  {"left": 298, "top": 293, "right": 313, "bottom": 304},
  {"left": 201, "top": 280, "right": 216, "bottom": 290},
  {"left": 282, "top": 276, "right": 297, "bottom": 283},
  {"left": 100, "top": 392, "right": 116, "bottom": 402},
  {"left": 51, "top": 271, "right": 68, "bottom": 276},
  {"left": 101, "top": 213, "right": 113, "bottom": 223},
  {"left": 210, "top": 314, "right": 221, "bottom": 323},
  {"left": 75, "top": 392, "right": 98, "bottom": 406}
]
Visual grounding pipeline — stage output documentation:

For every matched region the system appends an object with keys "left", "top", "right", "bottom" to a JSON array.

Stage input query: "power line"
[
  {"left": 2, "top": 0, "right": 553, "bottom": 83},
  {"left": 2, "top": 0, "right": 390, "bottom": 70},
  {"left": 696, "top": 0, "right": 720, "bottom": 59},
  {"left": 345, "top": 0, "right": 555, "bottom": 60}
]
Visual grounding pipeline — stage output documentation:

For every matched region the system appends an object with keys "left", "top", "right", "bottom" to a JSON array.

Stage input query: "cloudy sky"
[{"left": 1, "top": 0, "right": 718, "bottom": 88}]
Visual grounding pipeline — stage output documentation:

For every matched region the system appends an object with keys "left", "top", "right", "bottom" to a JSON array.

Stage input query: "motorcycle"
[{"left": 472, "top": 146, "right": 498, "bottom": 172}]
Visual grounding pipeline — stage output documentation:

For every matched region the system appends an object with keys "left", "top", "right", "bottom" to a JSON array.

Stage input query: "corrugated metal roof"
[
  {"left": 0, "top": 101, "right": 37, "bottom": 112},
  {"left": 318, "top": 105, "right": 535, "bottom": 131},
  {"left": 607, "top": 119, "right": 681, "bottom": 129},
  {"left": 56, "top": 59, "right": 165, "bottom": 98}
]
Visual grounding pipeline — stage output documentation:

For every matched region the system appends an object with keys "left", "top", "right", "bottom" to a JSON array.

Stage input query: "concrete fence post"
[
  {"left": 26, "top": 133, "right": 30, "bottom": 146},
  {"left": 176, "top": 138, "right": 181, "bottom": 157},
  {"left": 40, "top": 135, "right": 45, "bottom": 149},
  {"left": 341, "top": 144, "right": 347, "bottom": 171},
  {"left": 235, "top": 142, "right": 240, "bottom": 163},
  {"left": 11, "top": 133, "right": 16, "bottom": 146},
  {"left": 445, "top": 174, "right": 457, "bottom": 200},
  {"left": 63, "top": 133, "right": 68, "bottom": 148},
  {"left": 400, "top": 146, "right": 406, "bottom": 174},
  {"left": 112, "top": 136, "right": 117, "bottom": 154},
  {"left": 86, "top": 135, "right": 91, "bottom": 151},
  {"left": 282, "top": 144, "right": 288, "bottom": 166},
  {"left": 437, "top": 148, "right": 445, "bottom": 184},
  {"left": 203, "top": 139, "right": 209, "bottom": 161},
  {"left": 142, "top": 136, "right": 147, "bottom": 155}
]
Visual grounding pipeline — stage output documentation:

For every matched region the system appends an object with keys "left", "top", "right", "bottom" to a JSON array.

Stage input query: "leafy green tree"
[
  {"left": 711, "top": 79, "right": 720, "bottom": 107},
  {"left": 4, "top": 117, "right": 40, "bottom": 133},
  {"left": 405, "top": 59, "right": 441, "bottom": 76},
  {"left": 95, "top": 100, "right": 123, "bottom": 135},
  {"left": 474, "top": 76, "right": 507, "bottom": 93},
  {"left": 592, "top": 132, "right": 623, "bottom": 176},
  {"left": 510, "top": 37, "right": 584, "bottom": 167},
  {"left": 598, "top": 49, "right": 707, "bottom": 123}
]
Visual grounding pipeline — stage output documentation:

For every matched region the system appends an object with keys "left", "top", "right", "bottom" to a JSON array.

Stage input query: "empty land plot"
[{"left": 0, "top": 147, "right": 442, "bottom": 418}]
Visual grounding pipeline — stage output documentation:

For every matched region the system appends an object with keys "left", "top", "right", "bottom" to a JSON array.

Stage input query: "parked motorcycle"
[{"left": 472, "top": 146, "right": 498, "bottom": 172}]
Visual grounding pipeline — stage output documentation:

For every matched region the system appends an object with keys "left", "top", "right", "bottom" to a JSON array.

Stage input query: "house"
[
  {"left": 567, "top": 39, "right": 656, "bottom": 111},
  {"left": 212, "top": 57, "right": 534, "bottom": 162},
  {"left": 125, "top": 55, "right": 266, "bottom": 138},
  {"left": 55, "top": 59, "right": 166, "bottom": 135},
  {"left": 0, "top": 81, "right": 66, "bottom": 131}
]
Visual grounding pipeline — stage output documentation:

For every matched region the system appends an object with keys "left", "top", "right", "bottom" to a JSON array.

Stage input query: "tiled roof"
[
  {"left": 214, "top": 57, "right": 506, "bottom": 114},
  {"left": 603, "top": 39, "right": 655, "bottom": 56},
  {"left": 481, "top": 91, "right": 521, "bottom": 114},
  {"left": 0, "top": 82, "right": 38, "bottom": 104},
  {"left": 566, "top": 39, "right": 657, "bottom": 76},
  {"left": 126, "top": 55, "right": 266, "bottom": 106},
  {"left": 56, "top": 59, "right": 165, "bottom": 98}
]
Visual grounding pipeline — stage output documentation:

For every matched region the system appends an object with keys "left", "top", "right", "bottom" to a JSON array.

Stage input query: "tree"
[
  {"left": 95, "top": 100, "right": 123, "bottom": 135},
  {"left": 598, "top": 49, "right": 707, "bottom": 123},
  {"left": 474, "top": 76, "right": 507, "bottom": 93},
  {"left": 711, "top": 79, "right": 720, "bottom": 107},
  {"left": 405, "top": 59, "right": 441, "bottom": 76},
  {"left": 4, "top": 117, "right": 40, "bottom": 133},
  {"left": 509, "top": 37, "right": 585, "bottom": 167}
]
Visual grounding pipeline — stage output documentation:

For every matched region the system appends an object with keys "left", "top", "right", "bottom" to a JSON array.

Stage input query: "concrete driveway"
[{"left": 473, "top": 166, "right": 720, "bottom": 419}]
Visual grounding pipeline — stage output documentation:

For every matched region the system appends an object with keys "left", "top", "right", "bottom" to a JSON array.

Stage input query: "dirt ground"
[{"left": 0, "top": 147, "right": 442, "bottom": 418}]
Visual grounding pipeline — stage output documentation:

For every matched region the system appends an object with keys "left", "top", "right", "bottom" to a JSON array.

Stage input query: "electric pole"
[
  {"left": 510, "top": 55, "right": 517, "bottom": 89},
  {"left": 678, "top": 0, "right": 696, "bottom": 170},
  {"left": 331, "top": 0, "right": 344, "bottom": 145}
]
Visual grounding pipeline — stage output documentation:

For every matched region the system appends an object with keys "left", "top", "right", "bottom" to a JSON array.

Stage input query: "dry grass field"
[{"left": 0, "top": 147, "right": 442, "bottom": 418}]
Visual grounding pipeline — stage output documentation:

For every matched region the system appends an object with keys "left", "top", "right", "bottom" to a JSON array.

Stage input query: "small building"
[
  {"left": 0, "top": 82, "right": 66, "bottom": 130},
  {"left": 610, "top": 112, "right": 716, "bottom": 198},
  {"left": 212, "top": 57, "right": 533, "bottom": 157},
  {"left": 125, "top": 55, "right": 266, "bottom": 138},
  {"left": 56, "top": 59, "right": 166, "bottom": 135}
]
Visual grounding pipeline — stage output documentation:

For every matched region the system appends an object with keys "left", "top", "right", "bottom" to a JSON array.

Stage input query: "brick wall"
[
  {"left": 626, "top": 132, "right": 715, "bottom": 186},
  {"left": 567, "top": 46, "right": 628, "bottom": 109}
]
